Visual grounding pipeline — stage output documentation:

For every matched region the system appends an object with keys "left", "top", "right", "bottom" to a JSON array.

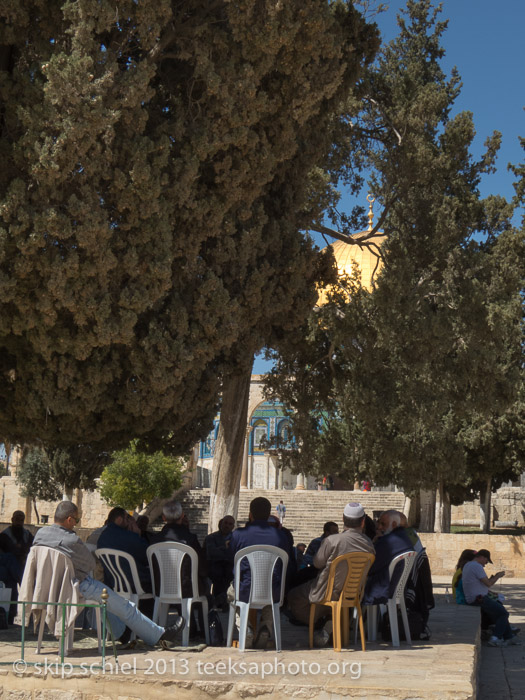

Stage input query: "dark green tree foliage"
[
  {"left": 17, "top": 446, "right": 63, "bottom": 504},
  {"left": 48, "top": 444, "right": 109, "bottom": 492},
  {"left": 0, "top": 1, "right": 378, "bottom": 452},
  {"left": 98, "top": 440, "right": 183, "bottom": 511},
  {"left": 265, "top": 1, "right": 525, "bottom": 497}
]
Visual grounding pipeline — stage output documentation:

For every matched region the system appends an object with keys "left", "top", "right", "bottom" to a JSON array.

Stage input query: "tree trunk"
[
  {"left": 434, "top": 481, "right": 451, "bottom": 533},
  {"left": 63, "top": 486, "right": 74, "bottom": 501},
  {"left": 208, "top": 367, "right": 252, "bottom": 531},
  {"left": 419, "top": 489, "right": 436, "bottom": 532},
  {"left": 479, "top": 476, "right": 492, "bottom": 534},
  {"left": 32, "top": 498, "right": 40, "bottom": 524},
  {"left": 403, "top": 492, "right": 420, "bottom": 528}
]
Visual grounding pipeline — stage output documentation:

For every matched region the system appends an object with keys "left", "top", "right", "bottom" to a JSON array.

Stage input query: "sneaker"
[
  {"left": 511, "top": 626, "right": 521, "bottom": 635},
  {"left": 487, "top": 636, "right": 508, "bottom": 647},
  {"left": 159, "top": 615, "right": 185, "bottom": 644},
  {"left": 254, "top": 625, "right": 271, "bottom": 650}
]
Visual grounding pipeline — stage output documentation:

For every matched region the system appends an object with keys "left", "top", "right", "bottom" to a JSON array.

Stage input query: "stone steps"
[{"left": 180, "top": 488, "right": 405, "bottom": 544}]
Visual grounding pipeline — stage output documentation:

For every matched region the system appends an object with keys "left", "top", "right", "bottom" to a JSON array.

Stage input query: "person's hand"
[{"left": 496, "top": 570, "right": 505, "bottom": 579}]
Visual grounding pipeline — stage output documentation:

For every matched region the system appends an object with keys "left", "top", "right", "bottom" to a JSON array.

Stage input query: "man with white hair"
[
  {"left": 160, "top": 500, "right": 208, "bottom": 598},
  {"left": 362, "top": 509, "right": 414, "bottom": 605},
  {"left": 287, "top": 502, "right": 374, "bottom": 639}
]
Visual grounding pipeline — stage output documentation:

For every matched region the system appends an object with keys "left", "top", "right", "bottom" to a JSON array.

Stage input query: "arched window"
[
  {"left": 251, "top": 419, "right": 268, "bottom": 453},
  {"left": 278, "top": 419, "right": 291, "bottom": 446}
]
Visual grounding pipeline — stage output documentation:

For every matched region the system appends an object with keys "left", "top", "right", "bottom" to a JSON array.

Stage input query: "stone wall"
[
  {"left": 451, "top": 487, "right": 525, "bottom": 527},
  {"left": 420, "top": 532, "right": 525, "bottom": 577},
  {"left": 0, "top": 475, "right": 111, "bottom": 528}
]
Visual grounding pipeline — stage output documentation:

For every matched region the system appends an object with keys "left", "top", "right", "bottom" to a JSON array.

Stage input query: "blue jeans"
[
  {"left": 79, "top": 576, "right": 163, "bottom": 646},
  {"left": 476, "top": 595, "right": 512, "bottom": 640}
]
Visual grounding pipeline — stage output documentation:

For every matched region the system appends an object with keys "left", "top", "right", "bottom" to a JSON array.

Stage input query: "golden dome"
[{"left": 316, "top": 230, "right": 385, "bottom": 305}]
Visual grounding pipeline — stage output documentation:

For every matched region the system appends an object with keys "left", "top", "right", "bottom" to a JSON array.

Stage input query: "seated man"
[
  {"left": 362, "top": 509, "right": 414, "bottom": 606},
  {"left": 303, "top": 521, "right": 339, "bottom": 567},
  {"left": 204, "top": 515, "right": 235, "bottom": 609},
  {"left": 287, "top": 502, "right": 374, "bottom": 645},
  {"left": 462, "top": 549, "right": 520, "bottom": 647},
  {"left": 32, "top": 501, "right": 184, "bottom": 646},
  {"left": 295, "top": 543, "right": 307, "bottom": 569},
  {"left": 2, "top": 510, "right": 34, "bottom": 570},
  {"left": 97, "top": 507, "right": 152, "bottom": 594},
  {"left": 160, "top": 500, "right": 208, "bottom": 597},
  {"left": 229, "top": 496, "right": 292, "bottom": 649},
  {"left": 0, "top": 536, "right": 22, "bottom": 625}
]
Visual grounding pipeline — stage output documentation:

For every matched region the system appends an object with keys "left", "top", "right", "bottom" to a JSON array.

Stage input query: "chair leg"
[
  {"left": 129, "top": 595, "right": 139, "bottom": 642},
  {"left": 37, "top": 612, "right": 45, "bottom": 654},
  {"left": 367, "top": 605, "right": 378, "bottom": 642},
  {"left": 272, "top": 604, "right": 282, "bottom": 653},
  {"left": 152, "top": 598, "right": 160, "bottom": 625},
  {"left": 158, "top": 602, "right": 170, "bottom": 628},
  {"left": 201, "top": 598, "right": 210, "bottom": 646},
  {"left": 387, "top": 600, "right": 400, "bottom": 646},
  {"left": 358, "top": 606, "right": 366, "bottom": 652},
  {"left": 309, "top": 604, "right": 317, "bottom": 649},
  {"left": 238, "top": 603, "right": 250, "bottom": 652},
  {"left": 94, "top": 605, "right": 102, "bottom": 654},
  {"left": 226, "top": 604, "right": 235, "bottom": 648},
  {"left": 399, "top": 599, "right": 411, "bottom": 644},
  {"left": 66, "top": 625, "right": 74, "bottom": 656},
  {"left": 332, "top": 605, "right": 341, "bottom": 652},
  {"left": 342, "top": 607, "right": 350, "bottom": 648},
  {"left": 181, "top": 599, "right": 192, "bottom": 647}
]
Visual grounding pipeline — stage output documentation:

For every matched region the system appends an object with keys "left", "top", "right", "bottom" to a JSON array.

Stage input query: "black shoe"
[
  {"left": 314, "top": 616, "right": 328, "bottom": 631},
  {"left": 159, "top": 616, "right": 185, "bottom": 644},
  {"left": 117, "top": 627, "right": 132, "bottom": 644}
]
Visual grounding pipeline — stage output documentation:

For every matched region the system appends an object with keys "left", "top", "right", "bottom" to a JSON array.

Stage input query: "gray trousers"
[{"left": 287, "top": 579, "right": 330, "bottom": 625}]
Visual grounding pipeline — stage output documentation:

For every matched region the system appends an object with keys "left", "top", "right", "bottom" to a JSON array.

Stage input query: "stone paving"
[
  {"left": 477, "top": 579, "right": 525, "bottom": 700},
  {"left": 0, "top": 578, "right": 488, "bottom": 700}
]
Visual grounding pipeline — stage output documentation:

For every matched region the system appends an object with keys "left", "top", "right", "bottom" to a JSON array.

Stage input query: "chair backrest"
[
  {"left": 19, "top": 545, "right": 79, "bottom": 635},
  {"left": 388, "top": 550, "right": 417, "bottom": 602},
  {"left": 146, "top": 541, "right": 199, "bottom": 600},
  {"left": 233, "top": 545, "right": 288, "bottom": 607},
  {"left": 95, "top": 548, "right": 147, "bottom": 597},
  {"left": 323, "top": 551, "right": 376, "bottom": 606}
]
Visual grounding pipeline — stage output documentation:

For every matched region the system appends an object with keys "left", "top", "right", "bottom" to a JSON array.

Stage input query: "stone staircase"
[{"left": 180, "top": 488, "right": 406, "bottom": 545}]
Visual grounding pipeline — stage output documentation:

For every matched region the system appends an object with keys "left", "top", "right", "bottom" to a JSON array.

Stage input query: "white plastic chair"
[
  {"left": 366, "top": 550, "right": 417, "bottom": 646},
  {"left": 226, "top": 545, "right": 289, "bottom": 652},
  {"left": 19, "top": 546, "right": 104, "bottom": 656},
  {"left": 146, "top": 541, "right": 209, "bottom": 647},
  {"left": 96, "top": 548, "right": 153, "bottom": 642}
]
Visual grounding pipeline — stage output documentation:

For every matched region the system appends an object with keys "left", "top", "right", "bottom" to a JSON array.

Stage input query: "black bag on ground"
[
  {"left": 208, "top": 610, "right": 224, "bottom": 646},
  {"left": 380, "top": 608, "right": 430, "bottom": 641}
]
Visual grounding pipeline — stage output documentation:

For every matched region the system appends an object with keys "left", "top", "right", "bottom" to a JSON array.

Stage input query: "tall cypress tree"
[
  {"left": 0, "top": 2, "right": 378, "bottom": 454},
  {"left": 265, "top": 0, "right": 525, "bottom": 531}
]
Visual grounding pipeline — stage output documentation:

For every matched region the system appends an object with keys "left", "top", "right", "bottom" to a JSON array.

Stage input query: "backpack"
[{"left": 208, "top": 610, "right": 224, "bottom": 647}]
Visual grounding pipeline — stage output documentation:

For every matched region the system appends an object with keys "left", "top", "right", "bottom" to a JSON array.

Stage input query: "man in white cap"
[{"left": 286, "top": 502, "right": 374, "bottom": 640}]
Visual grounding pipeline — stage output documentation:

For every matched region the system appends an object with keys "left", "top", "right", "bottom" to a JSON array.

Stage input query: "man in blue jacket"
[
  {"left": 229, "top": 496, "right": 291, "bottom": 649},
  {"left": 97, "top": 507, "right": 152, "bottom": 593},
  {"left": 363, "top": 510, "right": 414, "bottom": 605}
]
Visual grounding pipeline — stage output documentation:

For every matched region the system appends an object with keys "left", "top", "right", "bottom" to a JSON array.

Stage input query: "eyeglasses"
[{"left": 69, "top": 515, "right": 80, "bottom": 524}]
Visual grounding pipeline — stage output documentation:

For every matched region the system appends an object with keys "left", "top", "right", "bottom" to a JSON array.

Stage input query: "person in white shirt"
[{"left": 462, "top": 549, "right": 520, "bottom": 647}]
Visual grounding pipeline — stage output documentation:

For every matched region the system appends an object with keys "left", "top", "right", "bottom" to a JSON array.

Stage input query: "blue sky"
[{"left": 253, "top": 0, "right": 524, "bottom": 374}]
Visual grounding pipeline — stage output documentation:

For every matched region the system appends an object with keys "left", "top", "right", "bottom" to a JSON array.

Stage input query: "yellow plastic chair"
[{"left": 309, "top": 551, "right": 375, "bottom": 652}]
